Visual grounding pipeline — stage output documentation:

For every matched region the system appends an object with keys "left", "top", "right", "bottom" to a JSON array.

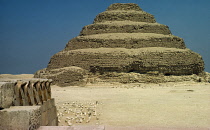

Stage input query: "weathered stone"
[
  {"left": 93, "top": 10, "right": 156, "bottom": 23},
  {"left": 48, "top": 106, "right": 57, "bottom": 124},
  {"left": 80, "top": 21, "right": 171, "bottom": 36},
  {"left": 65, "top": 33, "right": 185, "bottom": 50},
  {"left": 34, "top": 3, "right": 205, "bottom": 86},
  {"left": 47, "top": 117, "right": 58, "bottom": 126},
  {"left": 40, "top": 110, "right": 48, "bottom": 126},
  {"left": 0, "top": 82, "right": 15, "bottom": 109},
  {"left": 0, "top": 80, "right": 58, "bottom": 129},
  {"left": 106, "top": 3, "right": 142, "bottom": 11},
  {"left": 47, "top": 48, "right": 204, "bottom": 76},
  {"left": 0, "top": 106, "right": 41, "bottom": 130},
  {"left": 35, "top": 67, "right": 88, "bottom": 87}
]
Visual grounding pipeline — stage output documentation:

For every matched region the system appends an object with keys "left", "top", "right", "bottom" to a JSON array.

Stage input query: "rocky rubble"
[{"left": 56, "top": 101, "right": 101, "bottom": 126}]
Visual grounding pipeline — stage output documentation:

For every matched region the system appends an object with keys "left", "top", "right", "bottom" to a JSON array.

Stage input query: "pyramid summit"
[
  {"left": 106, "top": 3, "right": 143, "bottom": 11},
  {"left": 34, "top": 3, "right": 205, "bottom": 86},
  {"left": 94, "top": 3, "right": 155, "bottom": 23}
]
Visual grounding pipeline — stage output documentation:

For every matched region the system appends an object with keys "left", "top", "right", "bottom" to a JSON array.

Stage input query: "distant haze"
[{"left": 0, "top": 0, "right": 210, "bottom": 74}]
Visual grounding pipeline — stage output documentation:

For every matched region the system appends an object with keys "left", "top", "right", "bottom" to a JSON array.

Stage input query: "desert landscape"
[
  {"left": 1, "top": 74, "right": 210, "bottom": 129},
  {"left": 1, "top": 3, "right": 210, "bottom": 130},
  {"left": 54, "top": 82, "right": 210, "bottom": 129}
]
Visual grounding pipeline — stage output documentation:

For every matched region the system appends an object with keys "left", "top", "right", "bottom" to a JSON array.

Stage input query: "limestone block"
[
  {"left": 41, "top": 111, "right": 48, "bottom": 126},
  {"left": 0, "top": 106, "right": 41, "bottom": 130},
  {"left": 47, "top": 117, "right": 58, "bottom": 126},
  {"left": 55, "top": 116, "right": 58, "bottom": 126},
  {"left": 40, "top": 98, "right": 55, "bottom": 112},
  {"left": 49, "top": 98, "right": 55, "bottom": 109},
  {"left": 46, "top": 100, "right": 51, "bottom": 110},
  {"left": 40, "top": 101, "right": 47, "bottom": 112},
  {"left": 40, "top": 99, "right": 57, "bottom": 126},
  {"left": 48, "top": 106, "right": 57, "bottom": 124},
  {"left": 0, "top": 79, "right": 56, "bottom": 129},
  {"left": 0, "top": 82, "right": 15, "bottom": 109}
]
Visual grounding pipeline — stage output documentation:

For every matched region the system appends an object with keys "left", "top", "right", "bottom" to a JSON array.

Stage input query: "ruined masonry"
[
  {"left": 34, "top": 3, "right": 205, "bottom": 86},
  {"left": 0, "top": 79, "right": 58, "bottom": 130}
]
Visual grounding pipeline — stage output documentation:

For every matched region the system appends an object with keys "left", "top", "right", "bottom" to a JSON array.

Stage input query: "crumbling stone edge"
[{"left": 0, "top": 79, "right": 58, "bottom": 130}]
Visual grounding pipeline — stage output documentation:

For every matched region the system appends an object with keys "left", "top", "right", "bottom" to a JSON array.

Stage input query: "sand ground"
[
  {"left": 52, "top": 82, "right": 210, "bottom": 129},
  {"left": 0, "top": 74, "right": 34, "bottom": 79},
  {"left": 1, "top": 74, "right": 209, "bottom": 129}
]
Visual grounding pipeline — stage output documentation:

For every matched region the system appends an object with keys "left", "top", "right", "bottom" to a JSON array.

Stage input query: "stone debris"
[
  {"left": 56, "top": 101, "right": 101, "bottom": 126},
  {"left": 34, "top": 3, "right": 206, "bottom": 86}
]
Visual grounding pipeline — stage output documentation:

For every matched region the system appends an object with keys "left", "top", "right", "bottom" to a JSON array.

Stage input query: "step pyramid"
[{"left": 35, "top": 3, "right": 204, "bottom": 86}]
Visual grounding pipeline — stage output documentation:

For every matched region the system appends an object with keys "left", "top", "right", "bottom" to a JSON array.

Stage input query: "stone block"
[
  {"left": 48, "top": 106, "right": 57, "bottom": 123},
  {"left": 0, "top": 82, "right": 15, "bottom": 109},
  {"left": 40, "top": 98, "right": 55, "bottom": 112},
  {"left": 40, "top": 101, "right": 57, "bottom": 126},
  {"left": 55, "top": 116, "right": 58, "bottom": 126},
  {"left": 40, "top": 111, "right": 48, "bottom": 126},
  {"left": 46, "top": 99, "right": 52, "bottom": 110},
  {"left": 49, "top": 98, "right": 55, "bottom": 108},
  {"left": 40, "top": 101, "right": 47, "bottom": 112},
  {"left": 48, "top": 116, "right": 58, "bottom": 126},
  {"left": 0, "top": 106, "right": 41, "bottom": 130}
]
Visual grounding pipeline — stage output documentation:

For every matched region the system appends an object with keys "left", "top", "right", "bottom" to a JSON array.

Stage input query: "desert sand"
[
  {"left": 1, "top": 74, "right": 209, "bottom": 129},
  {"left": 52, "top": 82, "right": 210, "bottom": 129},
  {"left": 0, "top": 74, "right": 34, "bottom": 79}
]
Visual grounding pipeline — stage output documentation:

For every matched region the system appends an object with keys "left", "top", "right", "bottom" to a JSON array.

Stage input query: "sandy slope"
[{"left": 52, "top": 82, "right": 210, "bottom": 129}]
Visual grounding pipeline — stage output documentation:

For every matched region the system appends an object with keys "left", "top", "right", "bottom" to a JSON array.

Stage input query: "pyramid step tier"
[
  {"left": 94, "top": 10, "right": 156, "bottom": 23},
  {"left": 80, "top": 21, "right": 171, "bottom": 36},
  {"left": 47, "top": 47, "right": 204, "bottom": 75},
  {"left": 106, "top": 3, "right": 143, "bottom": 11},
  {"left": 65, "top": 33, "right": 186, "bottom": 50}
]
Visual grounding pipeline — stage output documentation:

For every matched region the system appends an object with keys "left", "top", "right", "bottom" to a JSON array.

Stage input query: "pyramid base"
[
  {"left": 34, "top": 67, "right": 88, "bottom": 87},
  {"left": 47, "top": 47, "right": 204, "bottom": 76},
  {"left": 34, "top": 67, "right": 210, "bottom": 87},
  {"left": 94, "top": 71, "right": 210, "bottom": 84}
]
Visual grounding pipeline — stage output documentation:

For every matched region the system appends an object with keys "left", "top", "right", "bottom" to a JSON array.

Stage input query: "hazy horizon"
[{"left": 1, "top": 0, "right": 210, "bottom": 74}]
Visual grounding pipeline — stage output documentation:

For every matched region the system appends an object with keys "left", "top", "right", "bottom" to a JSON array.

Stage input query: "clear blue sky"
[{"left": 0, "top": 0, "right": 210, "bottom": 74}]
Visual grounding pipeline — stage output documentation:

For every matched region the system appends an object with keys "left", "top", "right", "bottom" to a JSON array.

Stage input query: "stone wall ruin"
[{"left": 0, "top": 79, "right": 58, "bottom": 130}]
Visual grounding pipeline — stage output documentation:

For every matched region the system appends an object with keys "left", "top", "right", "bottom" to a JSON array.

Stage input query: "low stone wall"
[
  {"left": 0, "top": 79, "right": 58, "bottom": 130},
  {"left": 0, "top": 82, "right": 15, "bottom": 109},
  {"left": 0, "top": 106, "right": 41, "bottom": 130}
]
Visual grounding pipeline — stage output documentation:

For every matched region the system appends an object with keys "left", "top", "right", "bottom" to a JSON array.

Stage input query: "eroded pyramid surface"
[{"left": 35, "top": 3, "right": 205, "bottom": 86}]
